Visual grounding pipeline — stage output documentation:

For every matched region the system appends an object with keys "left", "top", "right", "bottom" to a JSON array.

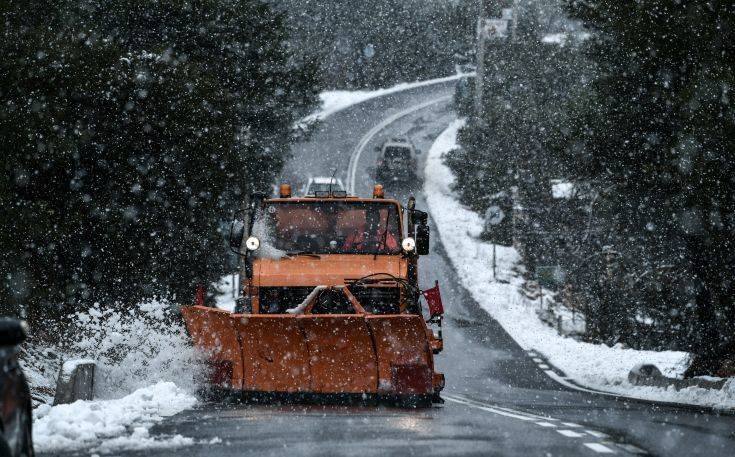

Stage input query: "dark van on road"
[{"left": 374, "top": 138, "right": 420, "bottom": 183}]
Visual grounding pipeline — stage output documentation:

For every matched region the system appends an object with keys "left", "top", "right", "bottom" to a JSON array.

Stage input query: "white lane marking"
[
  {"left": 443, "top": 395, "right": 534, "bottom": 421},
  {"left": 448, "top": 396, "right": 555, "bottom": 422},
  {"left": 557, "top": 429, "right": 586, "bottom": 438},
  {"left": 528, "top": 351, "right": 538, "bottom": 357},
  {"left": 538, "top": 364, "right": 550, "bottom": 370},
  {"left": 532, "top": 358, "right": 543, "bottom": 363},
  {"left": 346, "top": 95, "right": 453, "bottom": 194},
  {"left": 444, "top": 394, "right": 642, "bottom": 454},
  {"left": 584, "top": 443, "right": 616, "bottom": 453},
  {"left": 618, "top": 444, "right": 646, "bottom": 454}
]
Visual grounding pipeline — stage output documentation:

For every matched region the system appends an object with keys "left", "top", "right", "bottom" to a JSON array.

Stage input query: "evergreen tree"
[
  {"left": 0, "top": 0, "right": 318, "bottom": 325},
  {"left": 566, "top": 0, "right": 735, "bottom": 369},
  {"left": 447, "top": 1, "right": 589, "bottom": 213}
]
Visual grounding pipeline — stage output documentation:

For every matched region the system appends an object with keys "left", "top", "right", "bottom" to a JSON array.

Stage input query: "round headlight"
[
  {"left": 402, "top": 237, "right": 416, "bottom": 252},
  {"left": 245, "top": 236, "right": 260, "bottom": 251}
]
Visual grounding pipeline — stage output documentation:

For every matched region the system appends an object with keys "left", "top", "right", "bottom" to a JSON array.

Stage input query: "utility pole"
[
  {"left": 475, "top": 1, "right": 510, "bottom": 118},
  {"left": 474, "top": 0, "right": 488, "bottom": 118}
]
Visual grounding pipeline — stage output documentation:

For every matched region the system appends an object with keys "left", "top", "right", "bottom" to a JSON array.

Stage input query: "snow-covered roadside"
[
  {"left": 33, "top": 382, "right": 196, "bottom": 454},
  {"left": 424, "top": 119, "right": 735, "bottom": 410},
  {"left": 27, "top": 301, "right": 203, "bottom": 453},
  {"left": 303, "top": 72, "right": 473, "bottom": 123}
]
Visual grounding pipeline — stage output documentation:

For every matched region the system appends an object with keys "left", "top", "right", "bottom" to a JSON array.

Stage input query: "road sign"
[
  {"left": 479, "top": 19, "right": 509, "bottom": 40},
  {"left": 485, "top": 205, "right": 505, "bottom": 226}
]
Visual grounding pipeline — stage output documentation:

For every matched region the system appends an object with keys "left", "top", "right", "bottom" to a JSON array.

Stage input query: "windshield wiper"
[{"left": 285, "top": 251, "right": 321, "bottom": 259}]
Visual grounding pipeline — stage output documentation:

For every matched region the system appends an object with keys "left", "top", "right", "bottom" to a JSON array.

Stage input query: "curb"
[{"left": 528, "top": 351, "right": 735, "bottom": 416}]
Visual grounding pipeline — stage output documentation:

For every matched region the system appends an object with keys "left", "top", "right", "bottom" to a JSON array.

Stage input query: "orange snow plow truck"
[{"left": 182, "top": 184, "right": 445, "bottom": 406}]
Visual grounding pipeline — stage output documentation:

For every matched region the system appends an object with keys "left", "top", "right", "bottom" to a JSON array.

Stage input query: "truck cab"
[{"left": 231, "top": 184, "right": 430, "bottom": 317}]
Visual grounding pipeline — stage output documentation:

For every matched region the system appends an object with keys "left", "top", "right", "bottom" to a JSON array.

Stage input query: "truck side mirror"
[
  {"left": 416, "top": 223, "right": 430, "bottom": 255},
  {"left": 0, "top": 319, "right": 27, "bottom": 346},
  {"left": 229, "top": 220, "right": 246, "bottom": 253}
]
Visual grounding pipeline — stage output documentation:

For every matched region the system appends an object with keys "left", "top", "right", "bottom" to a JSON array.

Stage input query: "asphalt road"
[{"left": 57, "top": 80, "right": 735, "bottom": 456}]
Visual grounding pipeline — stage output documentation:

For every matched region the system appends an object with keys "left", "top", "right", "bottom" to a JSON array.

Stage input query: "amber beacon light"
[{"left": 279, "top": 183, "right": 292, "bottom": 198}]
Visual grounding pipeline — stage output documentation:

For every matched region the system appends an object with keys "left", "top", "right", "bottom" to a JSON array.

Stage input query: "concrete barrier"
[
  {"left": 628, "top": 363, "right": 728, "bottom": 391},
  {"left": 53, "top": 359, "right": 96, "bottom": 405}
]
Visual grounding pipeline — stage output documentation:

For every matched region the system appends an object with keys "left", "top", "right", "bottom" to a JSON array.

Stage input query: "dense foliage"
[
  {"left": 566, "top": 0, "right": 735, "bottom": 372},
  {"left": 447, "top": 0, "right": 735, "bottom": 370},
  {"left": 0, "top": 0, "right": 318, "bottom": 324}
]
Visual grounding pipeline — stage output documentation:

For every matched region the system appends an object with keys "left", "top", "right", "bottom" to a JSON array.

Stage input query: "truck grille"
[
  {"left": 258, "top": 286, "right": 401, "bottom": 314},
  {"left": 348, "top": 286, "right": 401, "bottom": 315},
  {"left": 258, "top": 287, "right": 313, "bottom": 314}
]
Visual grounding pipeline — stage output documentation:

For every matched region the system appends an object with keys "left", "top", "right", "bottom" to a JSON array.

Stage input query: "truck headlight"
[
  {"left": 402, "top": 237, "right": 416, "bottom": 252},
  {"left": 245, "top": 236, "right": 260, "bottom": 251}
]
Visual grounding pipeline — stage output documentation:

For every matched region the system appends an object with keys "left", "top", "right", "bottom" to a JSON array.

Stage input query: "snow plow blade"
[
  {"left": 181, "top": 306, "right": 245, "bottom": 389},
  {"left": 236, "top": 315, "right": 311, "bottom": 392},
  {"left": 181, "top": 306, "right": 442, "bottom": 399}
]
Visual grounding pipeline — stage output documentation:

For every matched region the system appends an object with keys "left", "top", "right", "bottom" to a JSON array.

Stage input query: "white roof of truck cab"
[
  {"left": 302, "top": 177, "right": 346, "bottom": 196},
  {"left": 310, "top": 176, "right": 345, "bottom": 185}
]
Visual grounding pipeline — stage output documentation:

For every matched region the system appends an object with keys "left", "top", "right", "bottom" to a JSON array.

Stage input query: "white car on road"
[{"left": 302, "top": 177, "right": 346, "bottom": 196}]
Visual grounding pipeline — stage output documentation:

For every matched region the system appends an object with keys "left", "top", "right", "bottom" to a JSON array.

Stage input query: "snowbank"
[
  {"left": 28, "top": 301, "right": 204, "bottom": 452},
  {"left": 68, "top": 300, "right": 203, "bottom": 399},
  {"left": 303, "top": 72, "right": 473, "bottom": 123},
  {"left": 424, "top": 119, "right": 735, "bottom": 410},
  {"left": 33, "top": 381, "right": 196, "bottom": 454}
]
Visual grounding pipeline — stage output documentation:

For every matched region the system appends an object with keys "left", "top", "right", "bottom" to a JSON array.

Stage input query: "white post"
[{"left": 492, "top": 243, "right": 497, "bottom": 280}]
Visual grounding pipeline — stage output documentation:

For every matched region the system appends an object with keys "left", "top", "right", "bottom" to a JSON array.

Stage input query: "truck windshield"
[{"left": 253, "top": 201, "right": 401, "bottom": 255}]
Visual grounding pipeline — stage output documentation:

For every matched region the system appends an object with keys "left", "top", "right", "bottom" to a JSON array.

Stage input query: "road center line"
[{"left": 346, "top": 95, "right": 452, "bottom": 194}]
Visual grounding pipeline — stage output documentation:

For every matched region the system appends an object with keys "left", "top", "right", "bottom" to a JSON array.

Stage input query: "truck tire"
[{"left": 20, "top": 403, "right": 34, "bottom": 457}]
